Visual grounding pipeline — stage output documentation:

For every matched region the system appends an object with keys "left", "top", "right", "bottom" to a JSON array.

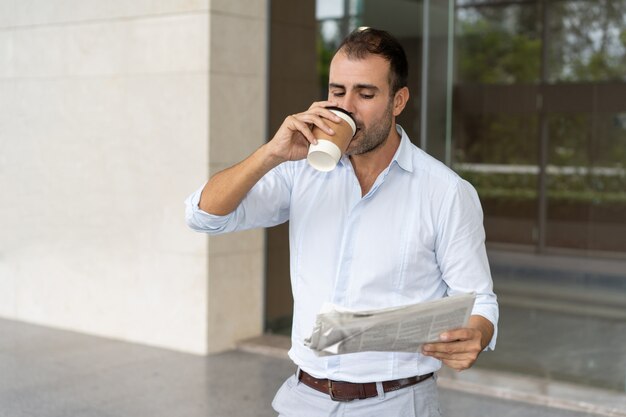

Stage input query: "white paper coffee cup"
[{"left": 307, "top": 108, "right": 356, "bottom": 172}]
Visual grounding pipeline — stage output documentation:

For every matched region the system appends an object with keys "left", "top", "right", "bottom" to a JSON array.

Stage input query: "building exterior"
[{"left": 1, "top": 0, "right": 625, "bottom": 394}]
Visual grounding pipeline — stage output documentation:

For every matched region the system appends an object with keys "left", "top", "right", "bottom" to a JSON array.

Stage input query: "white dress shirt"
[{"left": 186, "top": 125, "right": 498, "bottom": 383}]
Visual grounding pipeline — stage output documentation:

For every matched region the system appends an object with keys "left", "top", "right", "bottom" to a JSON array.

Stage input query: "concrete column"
[
  {"left": 206, "top": 0, "right": 268, "bottom": 352},
  {"left": 0, "top": 0, "right": 268, "bottom": 354}
]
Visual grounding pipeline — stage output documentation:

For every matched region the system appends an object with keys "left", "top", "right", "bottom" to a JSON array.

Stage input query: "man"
[{"left": 186, "top": 28, "right": 498, "bottom": 416}]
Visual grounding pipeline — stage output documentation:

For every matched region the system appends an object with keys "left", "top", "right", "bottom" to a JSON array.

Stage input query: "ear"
[{"left": 392, "top": 86, "right": 410, "bottom": 117}]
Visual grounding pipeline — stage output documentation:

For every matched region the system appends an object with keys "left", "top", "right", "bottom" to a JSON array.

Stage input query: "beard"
[{"left": 345, "top": 98, "right": 394, "bottom": 156}]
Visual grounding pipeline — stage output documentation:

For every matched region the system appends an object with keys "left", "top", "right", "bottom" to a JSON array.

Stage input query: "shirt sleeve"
[
  {"left": 185, "top": 162, "right": 294, "bottom": 235},
  {"left": 435, "top": 178, "right": 499, "bottom": 350}
]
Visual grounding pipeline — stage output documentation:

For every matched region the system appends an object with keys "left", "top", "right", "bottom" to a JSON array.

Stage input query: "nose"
[{"left": 340, "top": 92, "right": 356, "bottom": 117}]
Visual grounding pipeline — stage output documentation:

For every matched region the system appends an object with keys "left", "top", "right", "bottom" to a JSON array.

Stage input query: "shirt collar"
[{"left": 393, "top": 124, "right": 414, "bottom": 173}]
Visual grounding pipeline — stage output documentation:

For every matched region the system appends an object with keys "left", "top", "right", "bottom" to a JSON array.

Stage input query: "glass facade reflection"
[
  {"left": 453, "top": 0, "right": 626, "bottom": 255},
  {"left": 264, "top": 0, "right": 626, "bottom": 396}
]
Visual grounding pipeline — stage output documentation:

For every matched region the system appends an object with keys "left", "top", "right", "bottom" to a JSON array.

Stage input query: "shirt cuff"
[
  {"left": 184, "top": 185, "right": 231, "bottom": 233},
  {"left": 470, "top": 310, "right": 498, "bottom": 351}
]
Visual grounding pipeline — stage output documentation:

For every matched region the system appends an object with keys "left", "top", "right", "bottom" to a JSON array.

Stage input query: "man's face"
[{"left": 328, "top": 51, "right": 396, "bottom": 156}]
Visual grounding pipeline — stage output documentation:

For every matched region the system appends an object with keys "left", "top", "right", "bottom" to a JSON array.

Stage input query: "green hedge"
[{"left": 458, "top": 171, "right": 626, "bottom": 204}]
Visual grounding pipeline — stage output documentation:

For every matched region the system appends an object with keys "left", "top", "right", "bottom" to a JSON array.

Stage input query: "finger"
[
  {"left": 298, "top": 108, "right": 342, "bottom": 125},
  {"left": 423, "top": 347, "right": 475, "bottom": 360},
  {"left": 308, "top": 100, "right": 339, "bottom": 111},
  {"left": 293, "top": 112, "right": 337, "bottom": 137},
  {"left": 306, "top": 102, "right": 343, "bottom": 123},
  {"left": 286, "top": 115, "right": 319, "bottom": 145},
  {"left": 422, "top": 347, "right": 479, "bottom": 368},
  {"left": 422, "top": 340, "right": 479, "bottom": 355},
  {"left": 439, "top": 327, "right": 476, "bottom": 342},
  {"left": 441, "top": 358, "right": 475, "bottom": 371}
]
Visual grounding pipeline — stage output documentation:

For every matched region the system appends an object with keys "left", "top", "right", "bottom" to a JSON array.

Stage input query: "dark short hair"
[{"left": 336, "top": 27, "right": 408, "bottom": 94}]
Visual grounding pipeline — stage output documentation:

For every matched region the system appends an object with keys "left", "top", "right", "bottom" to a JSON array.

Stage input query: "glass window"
[
  {"left": 452, "top": 0, "right": 626, "bottom": 396},
  {"left": 454, "top": 1, "right": 541, "bottom": 247},
  {"left": 268, "top": 0, "right": 626, "bottom": 403},
  {"left": 453, "top": 0, "right": 626, "bottom": 256},
  {"left": 543, "top": 1, "right": 626, "bottom": 254}
]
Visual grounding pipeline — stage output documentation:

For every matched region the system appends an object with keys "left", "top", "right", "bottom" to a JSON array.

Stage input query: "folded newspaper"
[{"left": 305, "top": 293, "right": 476, "bottom": 356}]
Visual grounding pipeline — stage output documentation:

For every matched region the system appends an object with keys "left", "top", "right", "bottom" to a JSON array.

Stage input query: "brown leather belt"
[{"left": 298, "top": 370, "right": 434, "bottom": 402}]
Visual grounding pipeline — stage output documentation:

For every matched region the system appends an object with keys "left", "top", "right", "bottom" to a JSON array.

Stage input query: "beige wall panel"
[
  {"left": 122, "top": 14, "right": 209, "bottom": 74},
  {"left": 205, "top": 2, "right": 268, "bottom": 350},
  {"left": 0, "top": 73, "right": 210, "bottom": 353},
  {"left": 209, "top": 73, "right": 266, "bottom": 165},
  {"left": 0, "top": 0, "right": 271, "bottom": 354},
  {"left": 210, "top": 13, "right": 265, "bottom": 76},
  {"left": 209, "top": 230, "right": 264, "bottom": 257},
  {"left": 0, "top": 0, "right": 212, "bottom": 353},
  {"left": 211, "top": 0, "right": 266, "bottom": 18},
  {"left": 208, "top": 244, "right": 264, "bottom": 352},
  {"left": 4, "top": 0, "right": 209, "bottom": 28},
  {"left": 0, "top": 30, "right": 14, "bottom": 77},
  {"left": 6, "top": 13, "right": 208, "bottom": 79},
  {"left": 12, "top": 26, "right": 69, "bottom": 78},
  {"left": 0, "top": 1, "right": 15, "bottom": 28}
]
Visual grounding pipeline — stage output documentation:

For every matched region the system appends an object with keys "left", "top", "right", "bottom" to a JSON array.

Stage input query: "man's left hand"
[{"left": 421, "top": 315, "right": 494, "bottom": 371}]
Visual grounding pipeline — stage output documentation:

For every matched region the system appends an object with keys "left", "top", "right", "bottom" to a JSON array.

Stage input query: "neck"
[{"left": 350, "top": 125, "right": 401, "bottom": 195}]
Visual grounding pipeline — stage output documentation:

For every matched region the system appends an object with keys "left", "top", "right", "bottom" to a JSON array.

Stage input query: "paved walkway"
[{"left": 1, "top": 318, "right": 620, "bottom": 417}]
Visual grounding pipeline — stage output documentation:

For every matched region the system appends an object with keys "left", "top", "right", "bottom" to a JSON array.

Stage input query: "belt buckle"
[{"left": 328, "top": 380, "right": 352, "bottom": 402}]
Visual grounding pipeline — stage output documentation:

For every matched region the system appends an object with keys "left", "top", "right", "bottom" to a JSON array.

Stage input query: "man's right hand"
[{"left": 264, "top": 100, "right": 343, "bottom": 164}]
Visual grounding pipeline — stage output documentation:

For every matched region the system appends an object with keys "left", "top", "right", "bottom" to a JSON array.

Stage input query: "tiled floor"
[
  {"left": 0, "top": 318, "right": 621, "bottom": 417},
  {"left": 3, "top": 250, "right": 626, "bottom": 416}
]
